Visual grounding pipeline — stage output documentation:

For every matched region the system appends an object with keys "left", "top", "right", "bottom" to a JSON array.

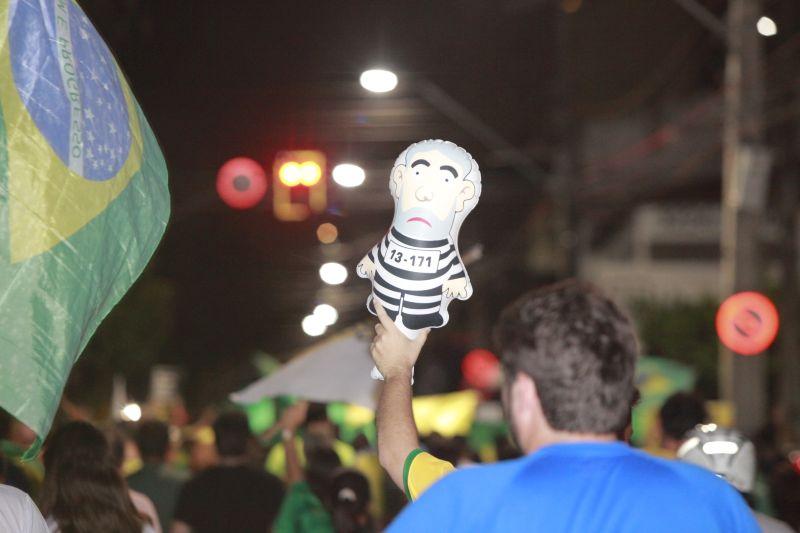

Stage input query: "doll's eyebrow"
[
  {"left": 440, "top": 165, "right": 458, "bottom": 178},
  {"left": 411, "top": 159, "right": 430, "bottom": 168}
]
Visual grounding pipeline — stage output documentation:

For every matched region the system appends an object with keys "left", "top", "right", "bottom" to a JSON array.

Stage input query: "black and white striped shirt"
[{"left": 368, "top": 227, "right": 465, "bottom": 317}]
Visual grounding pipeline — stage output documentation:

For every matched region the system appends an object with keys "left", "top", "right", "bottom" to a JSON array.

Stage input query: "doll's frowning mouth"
[{"left": 407, "top": 217, "right": 432, "bottom": 227}]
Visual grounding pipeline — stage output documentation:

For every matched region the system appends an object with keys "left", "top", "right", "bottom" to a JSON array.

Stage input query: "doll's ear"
[
  {"left": 455, "top": 180, "right": 476, "bottom": 212},
  {"left": 390, "top": 165, "right": 406, "bottom": 199}
]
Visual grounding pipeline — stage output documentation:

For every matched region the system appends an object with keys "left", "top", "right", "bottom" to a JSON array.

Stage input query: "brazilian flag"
[{"left": 0, "top": 0, "right": 169, "bottom": 450}]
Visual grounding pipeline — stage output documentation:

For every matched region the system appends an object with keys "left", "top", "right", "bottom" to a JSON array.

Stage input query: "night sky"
[{"left": 68, "top": 0, "right": 758, "bottom": 409}]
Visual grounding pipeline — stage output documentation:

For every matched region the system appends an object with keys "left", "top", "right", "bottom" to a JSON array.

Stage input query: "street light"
[
  {"left": 756, "top": 16, "right": 777, "bottom": 37},
  {"left": 332, "top": 163, "right": 366, "bottom": 187},
  {"left": 313, "top": 304, "right": 338, "bottom": 326},
  {"left": 302, "top": 315, "right": 326, "bottom": 337},
  {"left": 359, "top": 69, "right": 398, "bottom": 93},
  {"left": 121, "top": 402, "right": 142, "bottom": 422},
  {"left": 319, "top": 262, "right": 347, "bottom": 285},
  {"left": 316, "top": 223, "right": 338, "bottom": 244}
]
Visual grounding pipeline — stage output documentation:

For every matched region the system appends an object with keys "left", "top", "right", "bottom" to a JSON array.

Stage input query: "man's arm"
[
  {"left": 371, "top": 303, "right": 429, "bottom": 490},
  {"left": 279, "top": 401, "right": 309, "bottom": 485}
]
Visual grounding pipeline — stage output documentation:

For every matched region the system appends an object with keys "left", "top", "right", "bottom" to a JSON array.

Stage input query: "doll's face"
[{"left": 391, "top": 150, "right": 475, "bottom": 240}]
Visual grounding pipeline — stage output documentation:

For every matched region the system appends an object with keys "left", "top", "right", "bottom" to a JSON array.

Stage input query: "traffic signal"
[
  {"left": 216, "top": 157, "right": 268, "bottom": 209},
  {"left": 273, "top": 150, "right": 327, "bottom": 221}
]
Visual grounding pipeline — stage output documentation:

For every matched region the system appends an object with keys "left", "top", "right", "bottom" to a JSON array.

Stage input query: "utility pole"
[{"left": 719, "top": 0, "right": 768, "bottom": 435}]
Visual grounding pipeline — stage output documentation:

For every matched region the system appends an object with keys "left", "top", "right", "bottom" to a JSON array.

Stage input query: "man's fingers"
[
  {"left": 374, "top": 301, "right": 395, "bottom": 329},
  {"left": 413, "top": 328, "right": 431, "bottom": 347}
]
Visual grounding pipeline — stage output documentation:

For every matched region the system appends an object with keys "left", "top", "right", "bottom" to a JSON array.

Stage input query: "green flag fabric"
[{"left": 0, "top": 0, "right": 169, "bottom": 450}]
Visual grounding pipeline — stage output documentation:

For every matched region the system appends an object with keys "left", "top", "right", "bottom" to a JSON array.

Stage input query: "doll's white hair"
[{"left": 393, "top": 139, "right": 481, "bottom": 187}]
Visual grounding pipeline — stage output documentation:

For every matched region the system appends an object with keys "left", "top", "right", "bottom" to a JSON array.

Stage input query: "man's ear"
[
  {"left": 510, "top": 372, "right": 537, "bottom": 421},
  {"left": 390, "top": 165, "right": 405, "bottom": 199},
  {"left": 454, "top": 180, "right": 476, "bottom": 212}
]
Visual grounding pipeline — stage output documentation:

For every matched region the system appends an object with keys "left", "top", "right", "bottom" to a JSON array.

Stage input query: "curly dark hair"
[
  {"left": 493, "top": 280, "right": 639, "bottom": 434},
  {"left": 659, "top": 392, "right": 707, "bottom": 441},
  {"left": 40, "top": 421, "right": 145, "bottom": 533}
]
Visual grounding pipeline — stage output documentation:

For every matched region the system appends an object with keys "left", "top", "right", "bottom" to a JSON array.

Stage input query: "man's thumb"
[{"left": 413, "top": 328, "right": 431, "bottom": 346}]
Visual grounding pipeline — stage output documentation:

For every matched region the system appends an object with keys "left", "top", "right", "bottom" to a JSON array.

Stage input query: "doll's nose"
[{"left": 415, "top": 185, "right": 433, "bottom": 201}]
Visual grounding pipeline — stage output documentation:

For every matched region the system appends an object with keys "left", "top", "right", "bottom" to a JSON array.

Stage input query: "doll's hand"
[
  {"left": 357, "top": 256, "right": 376, "bottom": 279},
  {"left": 443, "top": 278, "right": 470, "bottom": 299}
]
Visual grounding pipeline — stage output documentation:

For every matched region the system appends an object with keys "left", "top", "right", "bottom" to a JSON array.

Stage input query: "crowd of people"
[{"left": 0, "top": 280, "right": 798, "bottom": 531}]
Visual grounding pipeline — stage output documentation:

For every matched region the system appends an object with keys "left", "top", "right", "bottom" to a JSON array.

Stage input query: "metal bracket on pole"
[
  {"left": 413, "top": 78, "right": 547, "bottom": 185},
  {"left": 670, "top": 0, "right": 727, "bottom": 42}
]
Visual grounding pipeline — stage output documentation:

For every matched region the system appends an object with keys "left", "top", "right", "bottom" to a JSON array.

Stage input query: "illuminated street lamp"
[
  {"left": 319, "top": 262, "right": 347, "bottom": 285},
  {"left": 121, "top": 402, "right": 142, "bottom": 422},
  {"left": 313, "top": 304, "right": 338, "bottom": 326},
  {"left": 302, "top": 315, "right": 326, "bottom": 337},
  {"left": 756, "top": 16, "right": 777, "bottom": 37},
  {"left": 332, "top": 163, "right": 366, "bottom": 188},
  {"left": 316, "top": 223, "right": 338, "bottom": 244},
  {"left": 359, "top": 69, "right": 398, "bottom": 93}
]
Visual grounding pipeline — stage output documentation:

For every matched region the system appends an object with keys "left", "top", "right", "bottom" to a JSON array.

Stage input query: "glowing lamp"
[
  {"left": 279, "top": 162, "right": 302, "bottom": 187},
  {"left": 319, "top": 262, "right": 347, "bottom": 285},
  {"left": 757, "top": 16, "right": 777, "bottom": 37},
  {"left": 316, "top": 223, "right": 338, "bottom": 244},
  {"left": 216, "top": 157, "right": 268, "bottom": 209},
  {"left": 461, "top": 349, "right": 501, "bottom": 390},
  {"left": 716, "top": 292, "right": 779, "bottom": 356},
  {"left": 299, "top": 162, "right": 322, "bottom": 186},
  {"left": 121, "top": 402, "right": 142, "bottom": 422},
  {"left": 302, "top": 315, "right": 326, "bottom": 337},
  {"left": 360, "top": 69, "right": 398, "bottom": 93},
  {"left": 273, "top": 150, "right": 327, "bottom": 221},
  {"left": 332, "top": 163, "right": 366, "bottom": 187},
  {"left": 313, "top": 304, "right": 338, "bottom": 326}
]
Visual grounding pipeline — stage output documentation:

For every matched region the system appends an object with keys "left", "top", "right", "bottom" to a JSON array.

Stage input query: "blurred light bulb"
[
  {"left": 360, "top": 69, "right": 398, "bottom": 93},
  {"left": 332, "top": 164, "right": 366, "bottom": 188},
  {"left": 316, "top": 223, "right": 338, "bottom": 244},
  {"left": 319, "top": 262, "right": 348, "bottom": 285},
  {"left": 121, "top": 403, "right": 142, "bottom": 422},
  {"left": 279, "top": 162, "right": 302, "bottom": 186},
  {"left": 313, "top": 304, "right": 338, "bottom": 326},
  {"left": 757, "top": 16, "right": 777, "bottom": 36},
  {"left": 299, "top": 161, "right": 322, "bottom": 186},
  {"left": 302, "top": 315, "right": 327, "bottom": 336}
]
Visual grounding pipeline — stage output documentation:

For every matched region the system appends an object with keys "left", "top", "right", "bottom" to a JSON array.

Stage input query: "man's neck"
[{"left": 524, "top": 430, "right": 617, "bottom": 455}]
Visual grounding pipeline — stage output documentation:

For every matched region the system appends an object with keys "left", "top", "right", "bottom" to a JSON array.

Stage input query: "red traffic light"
[
  {"left": 216, "top": 157, "right": 268, "bottom": 209},
  {"left": 716, "top": 291, "right": 779, "bottom": 356}
]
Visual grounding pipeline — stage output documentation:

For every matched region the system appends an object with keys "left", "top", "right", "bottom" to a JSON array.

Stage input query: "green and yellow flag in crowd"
[{"left": 0, "top": 0, "right": 169, "bottom": 450}]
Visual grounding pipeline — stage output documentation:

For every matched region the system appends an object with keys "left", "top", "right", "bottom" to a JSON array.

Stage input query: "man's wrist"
[{"left": 382, "top": 366, "right": 413, "bottom": 381}]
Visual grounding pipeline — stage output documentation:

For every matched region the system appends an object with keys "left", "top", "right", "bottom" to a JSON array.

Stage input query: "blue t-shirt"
[{"left": 389, "top": 442, "right": 759, "bottom": 533}]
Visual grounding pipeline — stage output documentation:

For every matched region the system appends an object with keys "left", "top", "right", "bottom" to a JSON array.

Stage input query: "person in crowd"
[
  {"left": 128, "top": 420, "right": 187, "bottom": 529},
  {"left": 370, "top": 281, "right": 758, "bottom": 531},
  {"left": 771, "top": 460, "right": 800, "bottom": 531},
  {"left": 0, "top": 449, "right": 33, "bottom": 495},
  {"left": 274, "top": 401, "right": 336, "bottom": 533},
  {"left": 266, "top": 403, "right": 355, "bottom": 480},
  {"left": 108, "top": 429, "right": 163, "bottom": 532},
  {"left": 329, "top": 469, "right": 375, "bottom": 533},
  {"left": 0, "top": 484, "right": 48, "bottom": 533},
  {"left": 0, "top": 412, "right": 44, "bottom": 496},
  {"left": 678, "top": 425, "right": 795, "bottom": 532},
  {"left": 172, "top": 411, "right": 285, "bottom": 533},
  {"left": 659, "top": 391, "right": 708, "bottom": 454},
  {"left": 39, "top": 421, "right": 155, "bottom": 533}
]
